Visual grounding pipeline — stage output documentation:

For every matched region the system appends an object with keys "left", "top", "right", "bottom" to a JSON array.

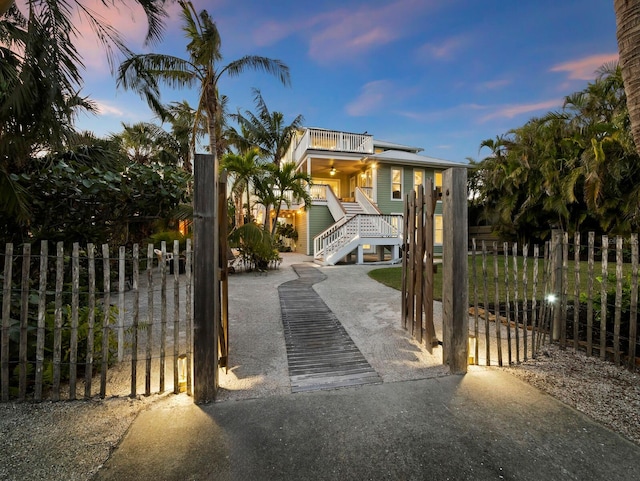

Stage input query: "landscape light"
[
  {"left": 468, "top": 335, "right": 476, "bottom": 365},
  {"left": 178, "top": 354, "right": 188, "bottom": 393}
]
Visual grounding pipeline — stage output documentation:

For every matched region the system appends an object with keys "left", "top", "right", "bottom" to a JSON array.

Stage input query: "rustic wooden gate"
[
  {"left": 401, "top": 181, "right": 438, "bottom": 351},
  {"left": 402, "top": 168, "right": 469, "bottom": 373}
]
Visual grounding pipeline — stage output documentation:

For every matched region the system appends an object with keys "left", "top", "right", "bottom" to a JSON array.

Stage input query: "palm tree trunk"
[
  {"left": 262, "top": 205, "right": 270, "bottom": 230},
  {"left": 234, "top": 193, "right": 243, "bottom": 227},
  {"left": 245, "top": 182, "right": 251, "bottom": 224},
  {"left": 615, "top": 0, "right": 640, "bottom": 150},
  {"left": 271, "top": 202, "right": 282, "bottom": 236}
]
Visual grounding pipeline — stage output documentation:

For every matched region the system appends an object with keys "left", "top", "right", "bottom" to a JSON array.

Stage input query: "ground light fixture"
[
  {"left": 468, "top": 335, "right": 476, "bottom": 365},
  {"left": 178, "top": 354, "right": 188, "bottom": 392}
]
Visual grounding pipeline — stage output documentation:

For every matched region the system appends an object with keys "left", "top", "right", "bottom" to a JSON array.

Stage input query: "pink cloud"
[
  {"left": 550, "top": 53, "right": 619, "bottom": 81},
  {"left": 417, "top": 35, "right": 467, "bottom": 61},
  {"left": 480, "top": 99, "right": 562, "bottom": 122},
  {"left": 346, "top": 80, "right": 394, "bottom": 116},
  {"left": 477, "top": 78, "right": 512, "bottom": 91},
  {"left": 93, "top": 100, "right": 125, "bottom": 117},
  {"left": 254, "top": 0, "right": 442, "bottom": 64},
  {"left": 12, "top": 0, "right": 187, "bottom": 76}
]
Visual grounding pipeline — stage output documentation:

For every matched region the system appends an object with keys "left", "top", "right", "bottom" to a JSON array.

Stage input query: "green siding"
[
  {"left": 376, "top": 164, "right": 442, "bottom": 214},
  {"left": 306, "top": 205, "right": 334, "bottom": 255},
  {"left": 375, "top": 164, "right": 443, "bottom": 254},
  {"left": 375, "top": 165, "right": 404, "bottom": 214}
]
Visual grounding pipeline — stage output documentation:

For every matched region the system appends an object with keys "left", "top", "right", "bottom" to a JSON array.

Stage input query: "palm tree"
[
  {"left": 117, "top": 0, "right": 291, "bottom": 166},
  {"left": 263, "top": 162, "right": 312, "bottom": 236},
  {"left": 0, "top": 0, "right": 169, "bottom": 220},
  {"left": 163, "top": 100, "right": 208, "bottom": 173},
  {"left": 614, "top": 0, "right": 640, "bottom": 150},
  {"left": 111, "top": 122, "right": 179, "bottom": 165},
  {"left": 252, "top": 174, "right": 279, "bottom": 232},
  {"left": 1, "top": 0, "right": 166, "bottom": 48},
  {"left": 220, "top": 148, "right": 266, "bottom": 227},
  {"left": 232, "top": 88, "right": 304, "bottom": 166}
]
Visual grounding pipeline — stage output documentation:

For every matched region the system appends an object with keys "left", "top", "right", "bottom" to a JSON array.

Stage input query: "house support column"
[
  {"left": 377, "top": 246, "right": 385, "bottom": 261},
  {"left": 357, "top": 245, "right": 364, "bottom": 264},
  {"left": 392, "top": 244, "right": 399, "bottom": 261}
]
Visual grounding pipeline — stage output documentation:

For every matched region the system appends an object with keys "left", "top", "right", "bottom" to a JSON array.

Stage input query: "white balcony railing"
[
  {"left": 291, "top": 128, "right": 373, "bottom": 164},
  {"left": 309, "top": 184, "right": 327, "bottom": 201}
]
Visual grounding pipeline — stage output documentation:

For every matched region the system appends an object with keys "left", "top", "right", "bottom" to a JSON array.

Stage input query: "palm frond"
[{"left": 221, "top": 56, "right": 291, "bottom": 87}]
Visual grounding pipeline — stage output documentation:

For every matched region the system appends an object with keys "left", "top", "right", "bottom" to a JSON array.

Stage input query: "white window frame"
[
  {"left": 434, "top": 214, "right": 443, "bottom": 245},
  {"left": 413, "top": 169, "right": 424, "bottom": 194},
  {"left": 391, "top": 167, "right": 403, "bottom": 201}
]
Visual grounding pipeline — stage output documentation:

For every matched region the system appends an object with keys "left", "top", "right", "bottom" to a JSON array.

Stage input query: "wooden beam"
[
  {"left": 193, "top": 154, "right": 218, "bottom": 403},
  {"left": 442, "top": 168, "right": 468, "bottom": 374}
]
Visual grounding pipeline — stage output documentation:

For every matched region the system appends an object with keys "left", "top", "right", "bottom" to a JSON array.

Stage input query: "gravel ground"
[{"left": 1, "top": 254, "right": 639, "bottom": 480}]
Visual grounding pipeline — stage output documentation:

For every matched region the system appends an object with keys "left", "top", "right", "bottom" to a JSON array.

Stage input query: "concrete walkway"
[
  {"left": 94, "top": 369, "right": 639, "bottom": 481},
  {"left": 93, "top": 255, "right": 640, "bottom": 480}
]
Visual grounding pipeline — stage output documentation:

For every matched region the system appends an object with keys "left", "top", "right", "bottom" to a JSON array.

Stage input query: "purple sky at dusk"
[{"left": 43, "top": 0, "right": 619, "bottom": 163}]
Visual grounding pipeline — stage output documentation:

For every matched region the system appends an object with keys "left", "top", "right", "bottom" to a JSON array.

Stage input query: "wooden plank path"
[{"left": 279, "top": 264, "right": 381, "bottom": 393}]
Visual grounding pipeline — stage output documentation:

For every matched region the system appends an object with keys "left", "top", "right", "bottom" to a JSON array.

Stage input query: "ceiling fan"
[{"left": 326, "top": 163, "right": 340, "bottom": 176}]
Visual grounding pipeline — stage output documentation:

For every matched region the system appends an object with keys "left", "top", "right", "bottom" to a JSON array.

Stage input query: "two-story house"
[{"left": 273, "top": 127, "right": 468, "bottom": 265}]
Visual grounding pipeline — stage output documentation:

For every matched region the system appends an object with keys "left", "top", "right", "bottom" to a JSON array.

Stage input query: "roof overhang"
[{"left": 363, "top": 150, "right": 471, "bottom": 169}]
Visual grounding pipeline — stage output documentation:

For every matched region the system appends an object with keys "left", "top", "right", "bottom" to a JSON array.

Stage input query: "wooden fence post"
[
  {"left": 442, "top": 168, "right": 468, "bottom": 374},
  {"left": 550, "top": 229, "right": 563, "bottom": 341},
  {"left": 193, "top": 153, "right": 218, "bottom": 403},
  {"left": 1, "top": 243, "right": 13, "bottom": 402}
]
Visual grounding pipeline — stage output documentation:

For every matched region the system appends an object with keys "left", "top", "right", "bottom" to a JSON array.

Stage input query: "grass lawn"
[{"left": 368, "top": 254, "right": 628, "bottom": 305}]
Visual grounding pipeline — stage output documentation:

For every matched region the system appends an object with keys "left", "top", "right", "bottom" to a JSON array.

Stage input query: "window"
[
  {"left": 434, "top": 214, "right": 443, "bottom": 245},
  {"left": 434, "top": 171, "right": 443, "bottom": 188},
  {"left": 414, "top": 170, "right": 424, "bottom": 194},
  {"left": 391, "top": 168, "right": 402, "bottom": 199}
]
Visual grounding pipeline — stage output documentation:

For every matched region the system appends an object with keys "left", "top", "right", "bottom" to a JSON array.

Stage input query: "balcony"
[{"left": 289, "top": 128, "right": 374, "bottom": 164}]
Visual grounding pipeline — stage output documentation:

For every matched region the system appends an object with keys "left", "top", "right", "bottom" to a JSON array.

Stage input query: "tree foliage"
[
  {"left": 117, "top": 0, "right": 290, "bottom": 163},
  {"left": 1, "top": 139, "right": 191, "bottom": 245},
  {"left": 472, "top": 64, "right": 640, "bottom": 242},
  {"left": 231, "top": 88, "right": 304, "bottom": 166},
  {"left": 0, "top": 0, "right": 168, "bottom": 218}
]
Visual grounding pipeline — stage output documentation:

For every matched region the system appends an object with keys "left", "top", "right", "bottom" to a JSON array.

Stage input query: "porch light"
[
  {"left": 468, "top": 335, "right": 476, "bottom": 365},
  {"left": 330, "top": 166, "right": 336, "bottom": 175},
  {"left": 178, "top": 354, "right": 188, "bottom": 392}
]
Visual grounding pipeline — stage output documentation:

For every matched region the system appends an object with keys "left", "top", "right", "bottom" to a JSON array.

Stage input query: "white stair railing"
[
  {"left": 326, "top": 185, "right": 347, "bottom": 221},
  {"left": 355, "top": 187, "right": 380, "bottom": 214},
  {"left": 314, "top": 214, "right": 403, "bottom": 261}
]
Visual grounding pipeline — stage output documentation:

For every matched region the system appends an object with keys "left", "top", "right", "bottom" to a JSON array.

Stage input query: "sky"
[{"left": 48, "top": 0, "right": 619, "bottom": 163}]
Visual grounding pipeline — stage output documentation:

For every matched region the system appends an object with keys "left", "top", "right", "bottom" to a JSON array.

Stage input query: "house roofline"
[{"left": 363, "top": 150, "right": 471, "bottom": 169}]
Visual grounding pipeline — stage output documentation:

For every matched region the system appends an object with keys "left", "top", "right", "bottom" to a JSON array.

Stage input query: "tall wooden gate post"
[
  {"left": 193, "top": 154, "right": 219, "bottom": 403},
  {"left": 442, "top": 168, "right": 469, "bottom": 374}
]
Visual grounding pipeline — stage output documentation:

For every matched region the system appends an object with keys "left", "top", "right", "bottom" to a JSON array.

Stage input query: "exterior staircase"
[
  {"left": 313, "top": 200, "right": 402, "bottom": 266},
  {"left": 342, "top": 202, "right": 366, "bottom": 220}
]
